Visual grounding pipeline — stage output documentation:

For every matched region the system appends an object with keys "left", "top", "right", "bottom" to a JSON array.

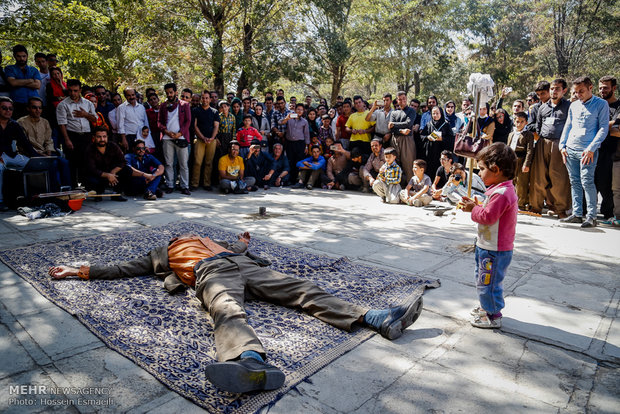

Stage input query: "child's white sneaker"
[{"left": 471, "top": 314, "right": 502, "bottom": 329}]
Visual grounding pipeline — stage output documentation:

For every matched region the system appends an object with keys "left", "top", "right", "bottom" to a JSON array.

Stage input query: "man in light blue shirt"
[{"left": 559, "top": 76, "right": 610, "bottom": 227}]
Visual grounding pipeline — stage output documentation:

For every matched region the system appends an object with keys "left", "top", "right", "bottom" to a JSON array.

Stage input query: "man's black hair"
[
  {"left": 514, "top": 111, "right": 528, "bottom": 121},
  {"left": 599, "top": 75, "right": 617, "bottom": 88},
  {"left": 351, "top": 147, "right": 362, "bottom": 159},
  {"left": 27, "top": 97, "right": 43, "bottom": 106},
  {"left": 93, "top": 126, "right": 109, "bottom": 136},
  {"left": 66, "top": 79, "right": 81, "bottom": 88},
  {"left": 535, "top": 81, "right": 550, "bottom": 92},
  {"left": 384, "top": 147, "right": 397, "bottom": 156},
  {"left": 34, "top": 52, "right": 47, "bottom": 60},
  {"left": 383, "top": 93, "right": 393, "bottom": 99},
  {"left": 353, "top": 95, "right": 363, "bottom": 102},
  {"left": 551, "top": 78, "right": 567, "bottom": 89},
  {"left": 265, "top": 96, "right": 273, "bottom": 102},
  {"left": 295, "top": 103, "right": 305, "bottom": 109},
  {"left": 275, "top": 96, "right": 285, "bottom": 102},
  {"left": 12, "top": 44, "right": 28, "bottom": 55},
  {"left": 164, "top": 83, "right": 177, "bottom": 91}
]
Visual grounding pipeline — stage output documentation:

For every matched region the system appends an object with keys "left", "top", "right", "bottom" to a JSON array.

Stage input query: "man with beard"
[
  {"left": 388, "top": 91, "right": 417, "bottom": 184},
  {"left": 596, "top": 76, "right": 620, "bottom": 223},
  {"left": 4, "top": 45, "right": 42, "bottom": 119},
  {"left": 84, "top": 127, "right": 140, "bottom": 201}
]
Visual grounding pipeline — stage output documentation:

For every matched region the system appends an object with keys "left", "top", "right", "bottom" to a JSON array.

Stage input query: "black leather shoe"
[
  {"left": 181, "top": 188, "right": 191, "bottom": 195},
  {"left": 559, "top": 214, "right": 583, "bottom": 224},
  {"left": 379, "top": 297, "right": 423, "bottom": 340},
  {"left": 581, "top": 218, "right": 597, "bottom": 228},
  {"left": 165, "top": 187, "right": 174, "bottom": 194},
  {"left": 205, "top": 358, "right": 285, "bottom": 393}
]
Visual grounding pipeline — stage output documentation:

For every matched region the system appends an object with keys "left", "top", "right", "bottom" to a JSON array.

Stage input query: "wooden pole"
[{"left": 467, "top": 89, "right": 482, "bottom": 198}]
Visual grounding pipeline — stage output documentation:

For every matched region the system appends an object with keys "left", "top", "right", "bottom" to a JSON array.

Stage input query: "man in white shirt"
[
  {"left": 56, "top": 79, "right": 97, "bottom": 186},
  {"left": 117, "top": 87, "right": 151, "bottom": 152}
]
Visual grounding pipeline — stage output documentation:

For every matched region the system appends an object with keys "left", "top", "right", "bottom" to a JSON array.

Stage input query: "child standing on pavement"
[{"left": 461, "top": 142, "right": 518, "bottom": 328}]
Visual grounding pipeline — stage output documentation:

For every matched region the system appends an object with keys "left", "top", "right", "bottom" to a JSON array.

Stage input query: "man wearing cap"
[{"left": 191, "top": 90, "right": 220, "bottom": 191}]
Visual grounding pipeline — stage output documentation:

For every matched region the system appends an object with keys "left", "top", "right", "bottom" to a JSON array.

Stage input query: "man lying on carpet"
[{"left": 48, "top": 232, "right": 423, "bottom": 394}]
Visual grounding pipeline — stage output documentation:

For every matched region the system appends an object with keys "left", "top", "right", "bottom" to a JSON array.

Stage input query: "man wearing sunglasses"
[
  {"left": 0, "top": 97, "right": 39, "bottom": 210},
  {"left": 17, "top": 97, "right": 71, "bottom": 190},
  {"left": 125, "top": 139, "right": 164, "bottom": 200}
]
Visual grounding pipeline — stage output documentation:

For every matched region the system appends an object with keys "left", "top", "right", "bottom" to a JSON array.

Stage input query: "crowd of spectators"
[{"left": 0, "top": 45, "right": 618, "bottom": 227}]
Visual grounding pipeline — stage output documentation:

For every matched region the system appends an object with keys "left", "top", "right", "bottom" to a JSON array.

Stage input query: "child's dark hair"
[
  {"left": 450, "top": 163, "right": 464, "bottom": 174},
  {"left": 476, "top": 142, "right": 517, "bottom": 180},
  {"left": 514, "top": 111, "right": 528, "bottom": 121},
  {"left": 141, "top": 125, "right": 149, "bottom": 131},
  {"left": 413, "top": 159, "right": 426, "bottom": 171},
  {"left": 384, "top": 147, "right": 397, "bottom": 156}
]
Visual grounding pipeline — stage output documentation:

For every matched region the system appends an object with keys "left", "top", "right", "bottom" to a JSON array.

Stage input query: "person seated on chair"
[
  {"left": 218, "top": 140, "right": 256, "bottom": 194},
  {"left": 0, "top": 96, "right": 39, "bottom": 210},
  {"left": 17, "top": 97, "right": 71, "bottom": 190},
  {"left": 48, "top": 231, "right": 424, "bottom": 394},
  {"left": 125, "top": 139, "right": 165, "bottom": 200},
  {"left": 84, "top": 126, "right": 144, "bottom": 202},
  {"left": 292, "top": 145, "right": 326, "bottom": 190}
]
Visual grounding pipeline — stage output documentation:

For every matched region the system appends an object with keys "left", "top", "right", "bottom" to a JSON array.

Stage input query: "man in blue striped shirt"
[{"left": 559, "top": 76, "right": 610, "bottom": 228}]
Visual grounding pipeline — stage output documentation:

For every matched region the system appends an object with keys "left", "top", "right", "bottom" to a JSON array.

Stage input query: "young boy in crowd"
[
  {"left": 506, "top": 112, "right": 534, "bottom": 211},
  {"left": 371, "top": 147, "right": 402, "bottom": 203},
  {"left": 318, "top": 114, "right": 334, "bottom": 144},
  {"left": 236, "top": 114, "right": 262, "bottom": 158},
  {"left": 461, "top": 142, "right": 518, "bottom": 329},
  {"left": 400, "top": 159, "right": 433, "bottom": 206}
]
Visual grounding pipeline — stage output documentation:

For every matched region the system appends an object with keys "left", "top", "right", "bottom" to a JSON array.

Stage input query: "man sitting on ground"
[
  {"left": 361, "top": 138, "right": 385, "bottom": 193},
  {"left": 244, "top": 138, "right": 273, "bottom": 190},
  {"left": 48, "top": 231, "right": 424, "bottom": 394},
  {"left": 292, "top": 145, "right": 326, "bottom": 190},
  {"left": 125, "top": 139, "right": 165, "bottom": 200},
  {"left": 218, "top": 140, "right": 256, "bottom": 194},
  {"left": 84, "top": 127, "right": 142, "bottom": 202},
  {"left": 266, "top": 143, "right": 289, "bottom": 187}
]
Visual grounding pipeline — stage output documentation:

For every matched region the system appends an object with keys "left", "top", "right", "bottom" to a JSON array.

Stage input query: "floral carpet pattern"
[{"left": 0, "top": 221, "right": 440, "bottom": 413}]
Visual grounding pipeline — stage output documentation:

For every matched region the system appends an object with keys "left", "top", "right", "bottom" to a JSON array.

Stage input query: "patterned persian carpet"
[{"left": 0, "top": 221, "right": 440, "bottom": 413}]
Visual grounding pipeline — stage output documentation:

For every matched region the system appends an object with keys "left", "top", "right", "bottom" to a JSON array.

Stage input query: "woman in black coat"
[{"left": 421, "top": 106, "right": 454, "bottom": 177}]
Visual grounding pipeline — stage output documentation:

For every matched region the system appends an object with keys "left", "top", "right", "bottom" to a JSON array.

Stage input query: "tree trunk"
[
  {"left": 414, "top": 71, "right": 420, "bottom": 97},
  {"left": 236, "top": 23, "right": 253, "bottom": 96},
  {"left": 212, "top": 26, "right": 225, "bottom": 97}
]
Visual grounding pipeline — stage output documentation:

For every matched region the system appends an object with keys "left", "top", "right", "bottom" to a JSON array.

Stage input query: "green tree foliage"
[{"left": 1, "top": 0, "right": 617, "bottom": 100}]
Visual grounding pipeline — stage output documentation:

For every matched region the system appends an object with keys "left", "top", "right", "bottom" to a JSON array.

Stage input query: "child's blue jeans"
[{"left": 474, "top": 246, "right": 513, "bottom": 315}]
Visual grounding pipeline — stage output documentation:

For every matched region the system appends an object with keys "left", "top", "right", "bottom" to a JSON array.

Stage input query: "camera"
[{"left": 454, "top": 174, "right": 462, "bottom": 181}]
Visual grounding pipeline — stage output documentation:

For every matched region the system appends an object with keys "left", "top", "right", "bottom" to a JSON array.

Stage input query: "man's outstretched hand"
[
  {"left": 48, "top": 266, "right": 79, "bottom": 279},
  {"left": 238, "top": 232, "right": 251, "bottom": 246}
]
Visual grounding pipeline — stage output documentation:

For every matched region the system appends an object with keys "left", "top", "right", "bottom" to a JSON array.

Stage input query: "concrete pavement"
[{"left": 0, "top": 187, "right": 618, "bottom": 413}]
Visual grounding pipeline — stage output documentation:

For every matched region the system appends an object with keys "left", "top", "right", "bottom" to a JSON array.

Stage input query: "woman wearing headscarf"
[
  {"left": 492, "top": 108, "right": 511, "bottom": 144},
  {"left": 421, "top": 106, "right": 454, "bottom": 177},
  {"left": 465, "top": 103, "right": 495, "bottom": 169},
  {"left": 251, "top": 104, "right": 270, "bottom": 141},
  {"left": 45, "top": 66, "right": 67, "bottom": 127},
  {"left": 444, "top": 100, "right": 464, "bottom": 135}
]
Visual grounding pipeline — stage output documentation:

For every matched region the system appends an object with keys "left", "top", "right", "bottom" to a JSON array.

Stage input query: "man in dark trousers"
[
  {"left": 48, "top": 231, "right": 424, "bottom": 394},
  {"left": 84, "top": 126, "right": 143, "bottom": 201}
]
